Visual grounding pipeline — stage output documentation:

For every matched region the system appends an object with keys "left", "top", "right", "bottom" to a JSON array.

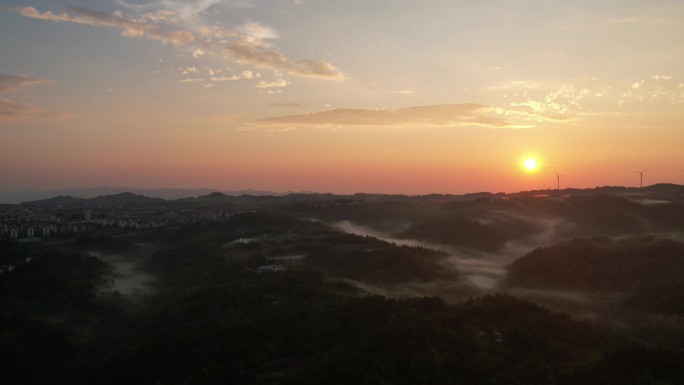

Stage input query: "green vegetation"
[
  {"left": 506, "top": 237, "right": 684, "bottom": 319},
  {"left": 305, "top": 234, "right": 454, "bottom": 284},
  {"left": 3, "top": 195, "right": 684, "bottom": 384},
  {"left": 506, "top": 237, "right": 684, "bottom": 293},
  {"left": 0, "top": 250, "right": 131, "bottom": 385},
  {"left": 399, "top": 215, "right": 539, "bottom": 251}
]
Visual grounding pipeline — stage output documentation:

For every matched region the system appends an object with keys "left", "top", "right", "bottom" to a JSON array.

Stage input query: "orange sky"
[{"left": 1, "top": 1, "right": 683, "bottom": 194}]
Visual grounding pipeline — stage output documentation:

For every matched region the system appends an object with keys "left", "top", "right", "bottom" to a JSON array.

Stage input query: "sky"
[{"left": 1, "top": 0, "right": 683, "bottom": 195}]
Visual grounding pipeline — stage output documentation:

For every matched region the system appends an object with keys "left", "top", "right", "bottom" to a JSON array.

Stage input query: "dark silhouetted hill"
[
  {"left": 399, "top": 214, "right": 540, "bottom": 251},
  {"left": 89, "top": 192, "right": 166, "bottom": 205},
  {"left": 22, "top": 195, "right": 86, "bottom": 206},
  {"left": 23, "top": 192, "right": 165, "bottom": 206},
  {"left": 506, "top": 237, "right": 684, "bottom": 293}
]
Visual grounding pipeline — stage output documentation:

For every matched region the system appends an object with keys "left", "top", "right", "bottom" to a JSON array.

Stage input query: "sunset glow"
[
  {"left": 524, "top": 159, "right": 538, "bottom": 172},
  {"left": 1, "top": 1, "right": 684, "bottom": 196}
]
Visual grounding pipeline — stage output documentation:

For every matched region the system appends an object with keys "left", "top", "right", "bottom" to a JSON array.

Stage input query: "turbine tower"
[
  {"left": 632, "top": 169, "right": 646, "bottom": 188},
  {"left": 554, "top": 170, "right": 565, "bottom": 191}
]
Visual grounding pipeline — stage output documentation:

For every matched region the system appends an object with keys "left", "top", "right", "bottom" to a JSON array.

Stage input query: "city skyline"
[{"left": 1, "top": 0, "right": 684, "bottom": 194}]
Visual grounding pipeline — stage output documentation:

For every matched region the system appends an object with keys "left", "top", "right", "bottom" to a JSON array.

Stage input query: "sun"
[{"left": 519, "top": 153, "right": 544, "bottom": 174}]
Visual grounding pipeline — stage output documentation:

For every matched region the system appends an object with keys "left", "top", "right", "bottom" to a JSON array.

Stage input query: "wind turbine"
[
  {"left": 554, "top": 170, "right": 565, "bottom": 191},
  {"left": 632, "top": 169, "right": 646, "bottom": 188}
]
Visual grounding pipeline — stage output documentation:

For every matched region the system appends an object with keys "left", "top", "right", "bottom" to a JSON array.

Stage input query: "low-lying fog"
[
  {"left": 330, "top": 209, "right": 684, "bottom": 324},
  {"left": 330, "top": 217, "right": 631, "bottom": 320},
  {"left": 89, "top": 243, "right": 156, "bottom": 299},
  {"left": 332, "top": 217, "right": 563, "bottom": 291}
]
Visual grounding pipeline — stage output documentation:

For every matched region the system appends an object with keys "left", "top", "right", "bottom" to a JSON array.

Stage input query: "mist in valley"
[
  {"left": 89, "top": 244, "right": 157, "bottom": 299},
  {"left": 4, "top": 187, "right": 684, "bottom": 384},
  {"left": 319, "top": 194, "right": 684, "bottom": 325},
  {"left": 329, "top": 210, "right": 566, "bottom": 290}
]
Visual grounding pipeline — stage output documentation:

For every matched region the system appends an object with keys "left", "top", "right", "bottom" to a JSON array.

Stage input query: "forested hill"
[
  {"left": 505, "top": 236, "right": 684, "bottom": 317},
  {"left": 506, "top": 237, "right": 684, "bottom": 293}
]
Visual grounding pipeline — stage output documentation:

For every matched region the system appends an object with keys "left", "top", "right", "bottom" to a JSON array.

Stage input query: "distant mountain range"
[
  {"left": 0, "top": 187, "right": 290, "bottom": 204},
  {"left": 2, "top": 183, "right": 683, "bottom": 205},
  {"left": 22, "top": 192, "right": 167, "bottom": 206}
]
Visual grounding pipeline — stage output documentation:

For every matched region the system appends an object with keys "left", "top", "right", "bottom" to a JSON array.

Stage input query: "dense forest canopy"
[{"left": 2, "top": 188, "right": 684, "bottom": 383}]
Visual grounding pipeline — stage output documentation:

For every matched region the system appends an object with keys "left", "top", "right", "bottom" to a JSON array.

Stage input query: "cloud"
[
  {"left": 287, "top": 59, "right": 345, "bottom": 81},
  {"left": 508, "top": 85, "right": 590, "bottom": 121},
  {"left": 0, "top": 99, "right": 41, "bottom": 121},
  {"left": 271, "top": 102, "right": 303, "bottom": 107},
  {"left": 225, "top": 36, "right": 289, "bottom": 67},
  {"left": 499, "top": 76, "right": 684, "bottom": 121},
  {"left": 0, "top": 74, "right": 64, "bottom": 123},
  {"left": 256, "top": 103, "right": 511, "bottom": 127},
  {"left": 652, "top": 74, "right": 672, "bottom": 82},
  {"left": 621, "top": 76, "right": 684, "bottom": 105},
  {"left": 181, "top": 68, "right": 255, "bottom": 84},
  {"left": 11, "top": 6, "right": 195, "bottom": 45},
  {"left": 0, "top": 73, "right": 52, "bottom": 93},
  {"left": 138, "top": 9, "right": 178, "bottom": 24},
  {"left": 192, "top": 48, "right": 205, "bottom": 58},
  {"left": 11, "top": 4, "right": 345, "bottom": 82},
  {"left": 0, "top": 99, "right": 68, "bottom": 124},
  {"left": 255, "top": 78, "right": 290, "bottom": 88},
  {"left": 505, "top": 102, "right": 573, "bottom": 122},
  {"left": 222, "top": 38, "right": 344, "bottom": 80},
  {"left": 239, "top": 21, "right": 278, "bottom": 39},
  {"left": 118, "top": 0, "right": 224, "bottom": 26}
]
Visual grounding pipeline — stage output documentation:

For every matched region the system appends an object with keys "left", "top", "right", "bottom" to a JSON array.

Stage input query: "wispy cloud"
[
  {"left": 390, "top": 90, "right": 415, "bottom": 95},
  {"left": 224, "top": 36, "right": 288, "bottom": 67},
  {"left": 256, "top": 103, "right": 511, "bottom": 128},
  {"left": 0, "top": 99, "right": 41, "bottom": 121},
  {"left": 259, "top": 89, "right": 283, "bottom": 94},
  {"left": 505, "top": 102, "right": 574, "bottom": 122},
  {"left": 178, "top": 67, "right": 255, "bottom": 85},
  {"left": 0, "top": 99, "right": 69, "bottom": 124},
  {"left": 0, "top": 73, "right": 52, "bottom": 93},
  {"left": 0, "top": 73, "right": 63, "bottom": 123},
  {"left": 497, "top": 75, "right": 684, "bottom": 122},
  {"left": 11, "top": 6, "right": 195, "bottom": 45},
  {"left": 288, "top": 59, "right": 345, "bottom": 81},
  {"left": 10, "top": 4, "right": 345, "bottom": 82},
  {"left": 238, "top": 21, "right": 278, "bottom": 39},
  {"left": 255, "top": 78, "right": 290, "bottom": 88},
  {"left": 652, "top": 74, "right": 672, "bottom": 82},
  {"left": 271, "top": 102, "right": 303, "bottom": 107},
  {"left": 192, "top": 48, "right": 205, "bottom": 58},
  {"left": 508, "top": 85, "right": 590, "bottom": 121},
  {"left": 621, "top": 76, "right": 684, "bottom": 105}
]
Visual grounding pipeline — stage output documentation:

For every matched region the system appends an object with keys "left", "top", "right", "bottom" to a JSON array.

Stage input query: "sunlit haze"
[{"left": 2, "top": 0, "right": 683, "bottom": 194}]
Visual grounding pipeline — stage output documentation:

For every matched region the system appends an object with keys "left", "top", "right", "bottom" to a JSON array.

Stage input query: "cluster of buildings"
[
  {"left": 0, "top": 201, "right": 239, "bottom": 242},
  {"left": 1, "top": 222, "right": 90, "bottom": 242}
]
